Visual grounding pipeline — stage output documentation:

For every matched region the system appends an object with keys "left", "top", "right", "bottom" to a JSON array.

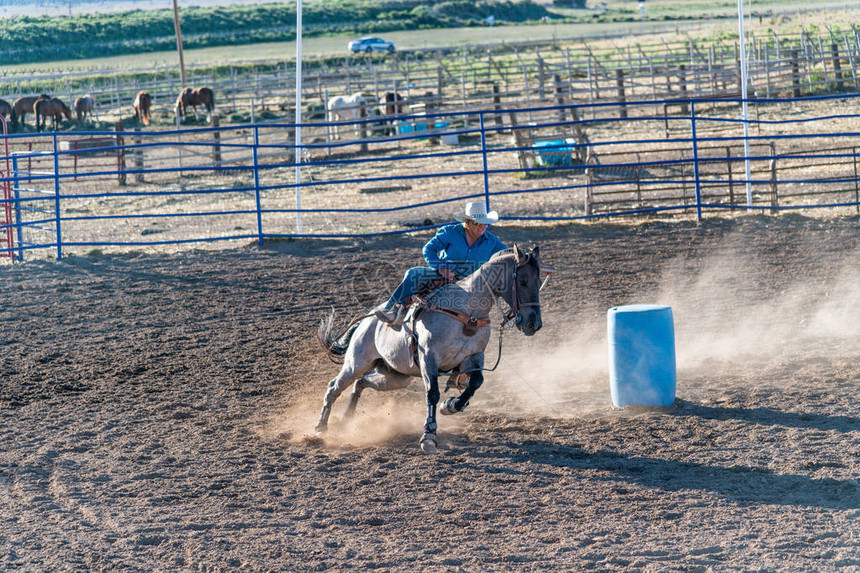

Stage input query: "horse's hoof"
[
  {"left": 314, "top": 423, "right": 328, "bottom": 436},
  {"left": 440, "top": 397, "right": 467, "bottom": 415},
  {"left": 419, "top": 433, "right": 437, "bottom": 453}
]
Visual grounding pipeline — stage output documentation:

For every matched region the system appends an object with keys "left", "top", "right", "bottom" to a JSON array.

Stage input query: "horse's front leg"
[
  {"left": 418, "top": 352, "right": 441, "bottom": 453},
  {"left": 441, "top": 353, "right": 484, "bottom": 415}
]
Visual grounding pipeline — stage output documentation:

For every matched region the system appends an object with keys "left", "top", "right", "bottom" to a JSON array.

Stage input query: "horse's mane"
[
  {"left": 489, "top": 248, "right": 513, "bottom": 260},
  {"left": 487, "top": 246, "right": 540, "bottom": 270}
]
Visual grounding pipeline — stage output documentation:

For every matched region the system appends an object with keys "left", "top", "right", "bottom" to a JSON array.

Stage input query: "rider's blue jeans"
[{"left": 382, "top": 266, "right": 446, "bottom": 310}]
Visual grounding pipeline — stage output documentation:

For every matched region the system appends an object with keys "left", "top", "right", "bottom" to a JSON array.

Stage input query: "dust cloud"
[
  {"left": 484, "top": 239, "right": 860, "bottom": 416},
  {"left": 268, "top": 390, "right": 463, "bottom": 448}
]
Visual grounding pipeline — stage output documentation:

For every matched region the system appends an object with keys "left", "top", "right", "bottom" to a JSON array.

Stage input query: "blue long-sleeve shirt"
[{"left": 422, "top": 223, "right": 507, "bottom": 279}]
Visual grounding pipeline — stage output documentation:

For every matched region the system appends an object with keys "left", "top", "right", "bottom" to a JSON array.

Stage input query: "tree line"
[{"left": 0, "top": 0, "right": 564, "bottom": 64}]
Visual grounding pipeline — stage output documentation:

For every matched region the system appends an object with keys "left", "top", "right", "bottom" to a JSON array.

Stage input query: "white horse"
[
  {"left": 326, "top": 92, "right": 378, "bottom": 140},
  {"left": 316, "top": 246, "right": 548, "bottom": 452}
]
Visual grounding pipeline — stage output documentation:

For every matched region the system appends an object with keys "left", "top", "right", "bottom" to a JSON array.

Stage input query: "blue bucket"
[{"left": 607, "top": 304, "right": 676, "bottom": 408}]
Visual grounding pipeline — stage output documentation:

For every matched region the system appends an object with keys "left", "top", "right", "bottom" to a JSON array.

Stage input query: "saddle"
[
  {"left": 399, "top": 277, "right": 491, "bottom": 379},
  {"left": 405, "top": 276, "right": 491, "bottom": 337}
]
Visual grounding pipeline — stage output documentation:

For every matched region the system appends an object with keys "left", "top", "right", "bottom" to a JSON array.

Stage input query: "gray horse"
[{"left": 316, "top": 245, "right": 547, "bottom": 452}]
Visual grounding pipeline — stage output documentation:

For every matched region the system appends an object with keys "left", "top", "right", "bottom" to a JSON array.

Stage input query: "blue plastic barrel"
[{"left": 607, "top": 304, "right": 676, "bottom": 407}]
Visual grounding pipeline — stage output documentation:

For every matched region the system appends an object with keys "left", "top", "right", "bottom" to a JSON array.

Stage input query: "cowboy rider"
[{"left": 375, "top": 201, "right": 507, "bottom": 328}]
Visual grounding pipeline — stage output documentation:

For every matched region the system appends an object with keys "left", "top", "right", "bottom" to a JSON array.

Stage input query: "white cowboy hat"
[{"left": 457, "top": 201, "right": 499, "bottom": 225}]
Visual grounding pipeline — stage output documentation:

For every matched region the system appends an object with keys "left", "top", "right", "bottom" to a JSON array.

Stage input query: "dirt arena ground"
[{"left": 2, "top": 214, "right": 860, "bottom": 572}]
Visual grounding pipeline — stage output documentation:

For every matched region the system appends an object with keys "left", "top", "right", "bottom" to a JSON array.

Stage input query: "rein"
[
  {"left": 457, "top": 254, "right": 541, "bottom": 376},
  {"left": 503, "top": 254, "right": 541, "bottom": 325}
]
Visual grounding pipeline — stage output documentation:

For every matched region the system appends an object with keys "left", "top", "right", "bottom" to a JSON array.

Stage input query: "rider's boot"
[{"left": 374, "top": 303, "right": 406, "bottom": 329}]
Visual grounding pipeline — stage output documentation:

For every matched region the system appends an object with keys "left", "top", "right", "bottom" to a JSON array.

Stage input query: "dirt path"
[{"left": 2, "top": 215, "right": 859, "bottom": 571}]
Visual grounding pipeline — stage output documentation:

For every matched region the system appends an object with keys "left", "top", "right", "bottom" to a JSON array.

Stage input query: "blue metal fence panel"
[{"left": 2, "top": 93, "right": 860, "bottom": 261}]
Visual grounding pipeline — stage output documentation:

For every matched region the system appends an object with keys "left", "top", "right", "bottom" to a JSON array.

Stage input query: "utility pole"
[
  {"left": 172, "top": 0, "right": 187, "bottom": 86},
  {"left": 295, "top": 0, "right": 304, "bottom": 233}
]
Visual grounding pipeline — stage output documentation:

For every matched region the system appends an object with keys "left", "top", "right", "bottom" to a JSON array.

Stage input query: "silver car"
[{"left": 348, "top": 36, "right": 396, "bottom": 54}]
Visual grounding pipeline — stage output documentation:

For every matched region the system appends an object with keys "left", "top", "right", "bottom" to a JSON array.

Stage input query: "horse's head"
[{"left": 502, "top": 244, "right": 549, "bottom": 336}]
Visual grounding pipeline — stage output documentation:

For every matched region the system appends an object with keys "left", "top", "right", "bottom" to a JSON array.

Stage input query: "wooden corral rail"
[
  {"left": 5, "top": 28, "right": 860, "bottom": 137},
  {"left": 509, "top": 109, "right": 588, "bottom": 172},
  {"left": 585, "top": 143, "right": 778, "bottom": 216},
  {"left": 767, "top": 144, "right": 860, "bottom": 212},
  {"left": 58, "top": 132, "right": 125, "bottom": 184}
]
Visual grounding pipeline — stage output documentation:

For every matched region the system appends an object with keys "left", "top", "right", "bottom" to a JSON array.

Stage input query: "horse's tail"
[{"left": 317, "top": 308, "right": 362, "bottom": 364}]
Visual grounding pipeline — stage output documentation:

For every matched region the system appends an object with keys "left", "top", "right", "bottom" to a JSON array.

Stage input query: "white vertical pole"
[
  {"left": 294, "top": 0, "right": 304, "bottom": 233},
  {"left": 738, "top": 0, "right": 752, "bottom": 206}
]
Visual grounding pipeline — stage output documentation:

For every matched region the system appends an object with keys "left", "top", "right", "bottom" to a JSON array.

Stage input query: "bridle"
[
  {"left": 458, "top": 251, "right": 556, "bottom": 376},
  {"left": 501, "top": 254, "right": 553, "bottom": 327}
]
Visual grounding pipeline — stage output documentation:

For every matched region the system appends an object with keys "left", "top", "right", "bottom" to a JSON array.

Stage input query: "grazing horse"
[
  {"left": 175, "top": 86, "right": 215, "bottom": 121},
  {"left": 74, "top": 94, "right": 95, "bottom": 125},
  {"left": 0, "top": 98, "right": 12, "bottom": 124},
  {"left": 326, "top": 92, "right": 379, "bottom": 140},
  {"left": 316, "top": 245, "right": 549, "bottom": 452},
  {"left": 193, "top": 87, "right": 214, "bottom": 113},
  {"left": 35, "top": 97, "right": 72, "bottom": 132},
  {"left": 133, "top": 91, "right": 152, "bottom": 126},
  {"left": 379, "top": 91, "right": 404, "bottom": 136},
  {"left": 12, "top": 94, "right": 50, "bottom": 127}
]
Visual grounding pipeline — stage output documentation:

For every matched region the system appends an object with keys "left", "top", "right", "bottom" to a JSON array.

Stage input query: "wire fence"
[
  {"left": 7, "top": 27, "right": 860, "bottom": 136},
  {"left": 2, "top": 92, "right": 860, "bottom": 262}
]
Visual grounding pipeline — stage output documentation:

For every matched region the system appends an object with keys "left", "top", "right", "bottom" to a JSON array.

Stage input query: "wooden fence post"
[
  {"left": 853, "top": 146, "right": 859, "bottom": 214},
  {"left": 553, "top": 74, "right": 567, "bottom": 122},
  {"left": 492, "top": 84, "right": 503, "bottom": 128},
  {"left": 133, "top": 127, "right": 144, "bottom": 183},
  {"left": 832, "top": 43, "right": 845, "bottom": 91},
  {"left": 114, "top": 121, "right": 126, "bottom": 186},
  {"left": 764, "top": 44, "right": 772, "bottom": 98},
  {"left": 665, "top": 62, "right": 673, "bottom": 94},
  {"left": 287, "top": 125, "right": 296, "bottom": 164},
  {"left": 679, "top": 64, "right": 689, "bottom": 115},
  {"left": 616, "top": 69, "right": 627, "bottom": 119},
  {"left": 769, "top": 142, "right": 778, "bottom": 208},
  {"left": 790, "top": 50, "right": 801, "bottom": 96},
  {"left": 359, "top": 101, "right": 368, "bottom": 154},
  {"left": 537, "top": 58, "right": 546, "bottom": 101},
  {"left": 437, "top": 67, "right": 444, "bottom": 102},
  {"left": 509, "top": 111, "right": 530, "bottom": 172},
  {"left": 211, "top": 114, "right": 222, "bottom": 167},
  {"left": 587, "top": 56, "right": 597, "bottom": 120},
  {"left": 585, "top": 150, "right": 596, "bottom": 216}
]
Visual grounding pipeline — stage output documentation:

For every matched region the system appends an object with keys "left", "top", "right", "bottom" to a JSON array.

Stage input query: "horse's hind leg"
[
  {"left": 343, "top": 365, "right": 411, "bottom": 421},
  {"left": 342, "top": 375, "right": 367, "bottom": 421},
  {"left": 316, "top": 355, "right": 377, "bottom": 434}
]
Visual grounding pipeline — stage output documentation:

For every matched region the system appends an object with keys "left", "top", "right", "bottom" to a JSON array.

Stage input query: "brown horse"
[
  {"left": 35, "top": 97, "right": 72, "bottom": 132},
  {"left": 12, "top": 94, "right": 50, "bottom": 127},
  {"left": 379, "top": 91, "right": 404, "bottom": 135},
  {"left": 175, "top": 86, "right": 215, "bottom": 121},
  {"left": 0, "top": 99, "right": 12, "bottom": 126},
  {"left": 73, "top": 94, "right": 95, "bottom": 125},
  {"left": 133, "top": 91, "right": 152, "bottom": 126}
]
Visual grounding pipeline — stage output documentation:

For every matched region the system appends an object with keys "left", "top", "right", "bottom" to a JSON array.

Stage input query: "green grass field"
[{"left": 0, "top": 19, "right": 724, "bottom": 73}]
